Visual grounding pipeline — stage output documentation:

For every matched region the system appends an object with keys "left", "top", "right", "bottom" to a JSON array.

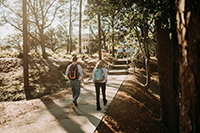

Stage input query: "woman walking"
[{"left": 92, "top": 60, "right": 108, "bottom": 110}]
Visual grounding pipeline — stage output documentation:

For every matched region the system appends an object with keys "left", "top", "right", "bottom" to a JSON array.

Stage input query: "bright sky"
[
  {"left": 0, "top": 0, "right": 89, "bottom": 39},
  {"left": 0, "top": 24, "right": 14, "bottom": 38},
  {"left": 0, "top": 21, "right": 89, "bottom": 40}
]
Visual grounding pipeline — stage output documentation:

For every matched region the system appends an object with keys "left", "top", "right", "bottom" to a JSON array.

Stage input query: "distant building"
[{"left": 75, "top": 34, "right": 89, "bottom": 53}]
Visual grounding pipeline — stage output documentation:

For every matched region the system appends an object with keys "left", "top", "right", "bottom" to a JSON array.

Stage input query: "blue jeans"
[{"left": 70, "top": 80, "right": 80, "bottom": 106}]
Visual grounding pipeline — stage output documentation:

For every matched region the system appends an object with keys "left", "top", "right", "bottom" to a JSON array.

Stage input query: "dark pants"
[
  {"left": 95, "top": 83, "right": 106, "bottom": 107},
  {"left": 70, "top": 80, "right": 80, "bottom": 106}
]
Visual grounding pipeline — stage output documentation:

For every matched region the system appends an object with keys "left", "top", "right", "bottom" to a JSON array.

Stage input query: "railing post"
[{"left": 115, "top": 54, "right": 117, "bottom": 60}]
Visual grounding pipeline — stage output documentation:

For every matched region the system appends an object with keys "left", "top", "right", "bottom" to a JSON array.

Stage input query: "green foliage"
[
  {"left": 45, "top": 27, "right": 67, "bottom": 52},
  {"left": 89, "top": 39, "right": 99, "bottom": 54}
]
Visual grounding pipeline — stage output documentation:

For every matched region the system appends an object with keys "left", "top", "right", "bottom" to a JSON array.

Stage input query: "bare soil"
[
  {"left": 0, "top": 55, "right": 99, "bottom": 101},
  {"left": 95, "top": 57, "right": 168, "bottom": 133}
]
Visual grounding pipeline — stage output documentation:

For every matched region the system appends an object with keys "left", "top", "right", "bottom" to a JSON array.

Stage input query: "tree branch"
[
  {"left": 4, "top": 17, "right": 41, "bottom": 44},
  {"left": 44, "top": 5, "right": 62, "bottom": 29}
]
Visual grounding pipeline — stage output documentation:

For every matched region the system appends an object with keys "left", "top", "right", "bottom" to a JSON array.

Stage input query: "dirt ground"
[
  {"left": 0, "top": 53, "right": 166, "bottom": 132},
  {"left": 0, "top": 55, "right": 100, "bottom": 101},
  {"left": 95, "top": 57, "right": 168, "bottom": 133}
]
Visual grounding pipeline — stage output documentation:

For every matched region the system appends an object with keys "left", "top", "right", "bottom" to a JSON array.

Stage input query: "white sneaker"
[{"left": 71, "top": 102, "right": 76, "bottom": 111}]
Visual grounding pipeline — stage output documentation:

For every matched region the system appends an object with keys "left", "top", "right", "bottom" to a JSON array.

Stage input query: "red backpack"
[{"left": 68, "top": 64, "right": 79, "bottom": 80}]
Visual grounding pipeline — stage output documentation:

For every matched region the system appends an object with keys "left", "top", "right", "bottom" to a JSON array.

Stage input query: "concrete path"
[{"left": 1, "top": 74, "right": 126, "bottom": 133}]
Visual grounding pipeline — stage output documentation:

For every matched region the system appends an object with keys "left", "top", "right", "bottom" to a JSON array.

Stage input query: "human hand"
[{"left": 81, "top": 82, "right": 84, "bottom": 86}]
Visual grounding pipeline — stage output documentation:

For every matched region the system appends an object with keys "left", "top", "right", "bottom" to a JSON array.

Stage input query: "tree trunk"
[
  {"left": 98, "top": 12, "right": 101, "bottom": 60},
  {"left": 89, "top": 25, "right": 91, "bottom": 55},
  {"left": 138, "top": 22, "right": 150, "bottom": 89},
  {"left": 144, "top": 58, "right": 150, "bottom": 89},
  {"left": 103, "top": 32, "right": 106, "bottom": 50},
  {"left": 34, "top": 28, "right": 38, "bottom": 53},
  {"left": 143, "top": 23, "right": 150, "bottom": 59},
  {"left": 143, "top": 25, "right": 150, "bottom": 88},
  {"left": 67, "top": 35, "right": 69, "bottom": 54},
  {"left": 69, "top": 0, "right": 72, "bottom": 53},
  {"left": 176, "top": 0, "right": 200, "bottom": 132},
  {"left": 39, "top": 1, "right": 47, "bottom": 59},
  {"left": 79, "top": 0, "right": 82, "bottom": 54},
  {"left": 22, "top": 0, "right": 29, "bottom": 99},
  {"left": 40, "top": 28, "right": 47, "bottom": 59},
  {"left": 170, "top": 0, "right": 180, "bottom": 132},
  {"left": 155, "top": 19, "right": 179, "bottom": 133},
  {"left": 111, "top": 15, "right": 114, "bottom": 57}
]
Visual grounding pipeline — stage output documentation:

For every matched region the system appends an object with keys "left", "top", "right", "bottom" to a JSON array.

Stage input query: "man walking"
[{"left": 66, "top": 56, "right": 84, "bottom": 110}]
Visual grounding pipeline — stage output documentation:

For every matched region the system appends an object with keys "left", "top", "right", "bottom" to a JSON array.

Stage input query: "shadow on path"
[
  {"left": 75, "top": 106, "right": 101, "bottom": 127},
  {"left": 41, "top": 97, "right": 85, "bottom": 133}
]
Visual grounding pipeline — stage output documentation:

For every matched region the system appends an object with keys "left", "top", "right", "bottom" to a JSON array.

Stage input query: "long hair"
[{"left": 95, "top": 60, "right": 104, "bottom": 69}]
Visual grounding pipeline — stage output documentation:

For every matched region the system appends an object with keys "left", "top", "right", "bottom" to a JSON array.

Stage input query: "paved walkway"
[{"left": 1, "top": 74, "right": 126, "bottom": 133}]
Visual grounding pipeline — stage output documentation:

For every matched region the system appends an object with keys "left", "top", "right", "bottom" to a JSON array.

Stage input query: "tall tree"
[
  {"left": 114, "top": 4, "right": 153, "bottom": 89},
  {"left": 101, "top": 1, "right": 119, "bottom": 57},
  {"left": 1, "top": 0, "right": 63, "bottom": 58},
  {"left": 79, "top": 0, "right": 82, "bottom": 54},
  {"left": 69, "top": 0, "right": 73, "bottom": 53},
  {"left": 176, "top": 0, "right": 200, "bottom": 132},
  {"left": 85, "top": 0, "right": 102, "bottom": 59},
  {"left": 97, "top": 0, "right": 101, "bottom": 60},
  {"left": 111, "top": 14, "right": 114, "bottom": 57},
  {"left": 101, "top": 22, "right": 110, "bottom": 51},
  {"left": 82, "top": 15, "right": 99, "bottom": 54},
  {"left": 85, "top": 0, "right": 119, "bottom": 58},
  {"left": 58, "top": 0, "right": 78, "bottom": 54},
  {"left": 22, "top": 0, "right": 29, "bottom": 99},
  {"left": 108, "top": 0, "right": 180, "bottom": 132},
  {"left": 155, "top": 18, "right": 179, "bottom": 133},
  {"left": 129, "top": 1, "right": 180, "bottom": 132},
  {"left": 137, "top": 0, "right": 180, "bottom": 132}
]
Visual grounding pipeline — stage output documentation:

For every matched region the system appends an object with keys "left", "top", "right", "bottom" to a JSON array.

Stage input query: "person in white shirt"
[
  {"left": 92, "top": 60, "right": 108, "bottom": 110},
  {"left": 66, "top": 56, "right": 84, "bottom": 110}
]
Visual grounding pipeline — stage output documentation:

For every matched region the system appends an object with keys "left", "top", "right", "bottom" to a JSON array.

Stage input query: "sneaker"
[
  {"left": 103, "top": 99, "right": 107, "bottom": 105},
  {"left": 71, "top": 102, "right": 76, "bottom": 111},
  {"left": 97, "top": 107, "right": 102, "bottom": 111}
]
